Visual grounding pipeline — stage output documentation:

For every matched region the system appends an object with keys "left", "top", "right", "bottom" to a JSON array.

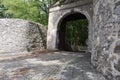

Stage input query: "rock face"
[
  {"left": 0, "top": 19, "right": 46, "bottom": 53},
  {"left": 92, "top": 0, "right": 120, "bottom": 80}
]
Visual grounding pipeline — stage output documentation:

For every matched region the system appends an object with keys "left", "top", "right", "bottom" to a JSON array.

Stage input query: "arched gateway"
[{"left": 47, "top": 0, "right": 93, "bottom": 52}]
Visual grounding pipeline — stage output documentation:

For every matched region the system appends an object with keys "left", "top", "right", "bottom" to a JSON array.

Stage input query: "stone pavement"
[{"left": 0, "top": 51, "right": 106, "bottom": 80}]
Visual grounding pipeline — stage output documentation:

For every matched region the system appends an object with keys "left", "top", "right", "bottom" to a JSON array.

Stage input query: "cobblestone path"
[{"left": 0, "top": 51, "right": 106, "bottom": 80}]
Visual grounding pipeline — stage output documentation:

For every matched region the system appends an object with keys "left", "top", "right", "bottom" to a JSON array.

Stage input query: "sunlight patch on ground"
[{"left": 25, "top": 58, "right": 64, "bottom": 66}]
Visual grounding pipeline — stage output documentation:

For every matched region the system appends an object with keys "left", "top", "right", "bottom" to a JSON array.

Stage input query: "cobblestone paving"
[{"left": 0, "top": 51, "right": 106, "bottom": 80}]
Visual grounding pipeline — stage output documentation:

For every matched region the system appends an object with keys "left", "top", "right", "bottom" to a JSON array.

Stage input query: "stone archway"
[
  {"left": 56, "top": 12, "right": 89, "bottom": 51},
  {"left": 47, "top": 0, "right": 93, "bottom": 52}
]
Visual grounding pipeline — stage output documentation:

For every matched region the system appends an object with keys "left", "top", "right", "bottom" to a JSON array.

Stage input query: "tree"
[
  {"left": 0, "top": 0, "right": 12, "bottom": 18},
  {"left": 3, "top": 0, "right": 55, "bottom": 26},
  {"left": 65, "top": 19, "right": 88, "bottom": 46}
]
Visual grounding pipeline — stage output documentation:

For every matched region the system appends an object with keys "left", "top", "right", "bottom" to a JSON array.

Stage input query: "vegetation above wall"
[{"left": 0, "top": 0, "right": 55, "bottom": 26}]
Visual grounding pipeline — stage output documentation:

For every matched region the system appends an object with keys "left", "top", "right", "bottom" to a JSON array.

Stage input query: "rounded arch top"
[{"left": 56, "top": 9, "right": 91, "bottom": 29}]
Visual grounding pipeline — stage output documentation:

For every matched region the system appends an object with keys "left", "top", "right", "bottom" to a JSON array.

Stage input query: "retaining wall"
[{"left": 0, "top": 19, "right": 47, "bottom": 53}]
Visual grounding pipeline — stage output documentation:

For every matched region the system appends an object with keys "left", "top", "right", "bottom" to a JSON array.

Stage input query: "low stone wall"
[
  {"left": 0, "top": 19, "right": 47, "bottom": 53},
  {"left": 92, "top": 0, "right": 120, "bottom": 80}
]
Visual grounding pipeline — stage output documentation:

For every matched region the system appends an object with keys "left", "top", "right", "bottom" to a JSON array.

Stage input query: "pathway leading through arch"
[{"left": 57, "top": 13, "right": 88, "bottom": 51}]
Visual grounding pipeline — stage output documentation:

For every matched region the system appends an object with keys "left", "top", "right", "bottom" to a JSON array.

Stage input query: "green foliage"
[
  {"left": 65, "top": 19, "right": 88, "bottom": 46},
  {"left": 0, "top": 0, "right": 12, "bottom": 18},
  {"left": 0, "top": 0, "right": 65, "bottom": 25},
  {"left": 3, "top": 0, "right": 54, "bottom": 26}
]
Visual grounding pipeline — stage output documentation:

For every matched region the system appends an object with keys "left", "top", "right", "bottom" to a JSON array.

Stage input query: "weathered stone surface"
[
  {"left": 60, "top": 0, "right": 92, "bottom": 4},
  {"left": 114, "top": 60, "right": 120, "bottom": 72},
  {"left": 0, "top": 19, "right": 47, "bottom": 53},
  {"left": 92, "top": 0, "right": 120, "bottom": 80},
  {"left": 114, "top": 45, "right": 120, "bottom": 53}
]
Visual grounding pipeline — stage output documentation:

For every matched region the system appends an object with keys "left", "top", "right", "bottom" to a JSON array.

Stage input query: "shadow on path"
[{"left": 0, "top": 51, "right": 106, "bottom": 80}]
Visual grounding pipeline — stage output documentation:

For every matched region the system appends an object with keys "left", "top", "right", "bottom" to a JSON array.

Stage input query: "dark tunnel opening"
[{"left": 57, "top": 13, "right": 88, "bottom": 51}]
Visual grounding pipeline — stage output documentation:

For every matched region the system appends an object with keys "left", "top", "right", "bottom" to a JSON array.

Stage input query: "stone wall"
[
  {"left": 0, "top": 19, "right": 47, "bottom": 53},
  {"left": 92, "top": 0, "right": 120, "bottom": 80}
]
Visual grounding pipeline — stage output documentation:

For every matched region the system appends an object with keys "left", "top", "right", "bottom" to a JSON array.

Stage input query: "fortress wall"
[
  {"left": 92, "top": 0, "right": 120, "bottom": 79},
  {"left": 0, "top": 19, "right": 47, "bottom": 53}
]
